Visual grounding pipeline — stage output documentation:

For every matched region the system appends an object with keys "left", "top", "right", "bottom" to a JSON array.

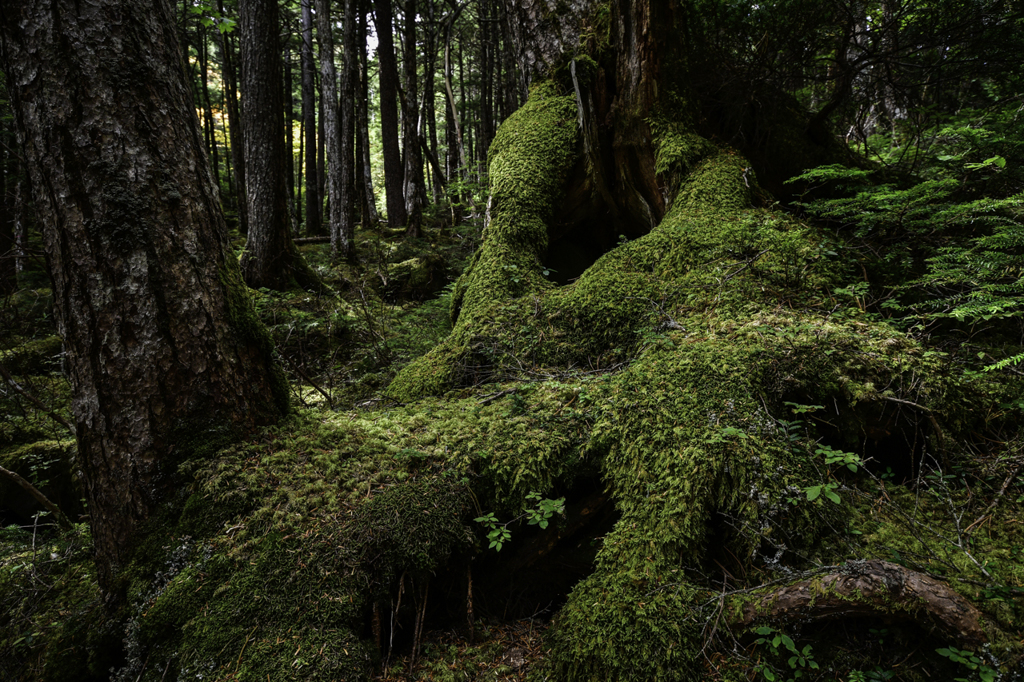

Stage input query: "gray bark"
[
  {"left": 401, "top": 0, "right": 425, "bottom": 238},
  {"left": 315, "top": 0, "right": 346, "bottom": 257}
]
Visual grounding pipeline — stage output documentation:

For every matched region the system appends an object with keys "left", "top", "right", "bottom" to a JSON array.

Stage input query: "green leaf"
[
  {"left": 805, "top": 486, "right": 822, "bottom": 501},
  {"left": 824, "top": 489, "right": 842, "bottom": 504}
]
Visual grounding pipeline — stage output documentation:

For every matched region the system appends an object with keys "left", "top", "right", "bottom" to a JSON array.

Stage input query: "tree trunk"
[
  {"left": 300, "top": 0, "right": 321, "bottom": 236},
  {"left": 0, "top": 0, "right": 290, "bottom": 599},
  {"left": 336, "top": 0, "right": 358, "bottom": 258},
  {"left": 199, "top": 24, "right": 221, "bottom": 191},
  {"left": 217, "top": 0, "right": 247, "bottom": 235},
  {"left": 401, "top": 0, "right": 426, "bottom": 238},
  {"left": 373, "top": 0, "right": 407, "bottom": 228},
  {"left": 0, "top": 140, "right": 13, "bottom": 296},
  {"left": 239, "top": 0, "right": 317, "bottom": 290},
  {"left": 421, "top": 0, "right": 440, "bottom": 205},
  {"left": 283, "top": 34, "right": 298, "bottom": 235},
  {"left": 315, "top": 0, "right": 347, "bottom": 258},
  {"left": 357, "top": 3, "right": 379, "bottom": 229}
]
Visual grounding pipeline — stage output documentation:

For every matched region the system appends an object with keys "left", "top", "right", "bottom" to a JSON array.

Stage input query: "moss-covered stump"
[{"left": 376, "top": 57, "right": 1024, "bottom": 680}]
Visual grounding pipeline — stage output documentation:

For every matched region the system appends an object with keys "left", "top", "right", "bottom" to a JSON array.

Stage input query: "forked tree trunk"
[{"left": 0, "top": 0, "right": 289, "bottom": 599}]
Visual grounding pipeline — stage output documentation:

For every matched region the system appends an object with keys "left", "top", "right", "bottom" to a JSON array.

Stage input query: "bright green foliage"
[
  {"left": 789, "top": 160, "right": 1024, "bottom": 372},
  {"left": 475, "top": 491, "right": 566, "bottom": 551},
  {"left": 752, "top": 626, "right": 820, "bottom": 681},
  {"left": 935, "top": 646, "right": 998, "bottom": 682}
]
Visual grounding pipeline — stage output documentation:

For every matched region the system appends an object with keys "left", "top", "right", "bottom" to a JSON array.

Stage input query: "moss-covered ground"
[{"left": 3, "top": 67, "right": 1024, "bottom": 682}]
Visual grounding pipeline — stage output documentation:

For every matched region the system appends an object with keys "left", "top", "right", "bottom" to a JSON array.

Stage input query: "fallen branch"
[
  {"left": 0, "top": 464, "right": 73, "bottom": 530},
  {"left": 0, "top": 361, "right": 74, "bottom": 433}
]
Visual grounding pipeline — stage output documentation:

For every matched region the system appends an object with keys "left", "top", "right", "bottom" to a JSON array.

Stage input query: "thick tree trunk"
[
  {"left": 0, "top": 0, "right": 289, "bottom": 598},
  {"left": 239, "top": 0, "right": 316, "bottom": 290},
  {"left": 373, "top": 0, "right": 407, "bottom": 228}
]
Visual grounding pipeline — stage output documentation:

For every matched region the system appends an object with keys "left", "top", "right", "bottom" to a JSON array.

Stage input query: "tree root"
[{"left": 729, "top": 560, "right": 991, "bottom": 647}]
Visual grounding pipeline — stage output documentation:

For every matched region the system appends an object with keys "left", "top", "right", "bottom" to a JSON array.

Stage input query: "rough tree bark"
[
  {"left": 314, "top": 0, "right": 347, "bottom": 257},
  {"left": 401, "top": 0, "right": 426, "bottom": 238},
  {"left": 373, "top": 0, "right": 407, "bottom": 228},
  {"left": 338, "top": 0, "right": 358, "bottom": 257},
  {"left": 239, "top": 0, "right": 318, "bottom": 290},
  {"left": 217, "top": 0, "right": 247, "bottom": 235},
  {"left": 0, "top": 0, "right": 289, "bottom": 598},
  {"left": 300, "top": 0, "right": 320, "bottom": 236}
]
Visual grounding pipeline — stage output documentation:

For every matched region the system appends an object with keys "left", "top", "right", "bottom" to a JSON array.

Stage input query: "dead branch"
[{"left": 0, "top": 464, "right": 73, "bottom": 530}]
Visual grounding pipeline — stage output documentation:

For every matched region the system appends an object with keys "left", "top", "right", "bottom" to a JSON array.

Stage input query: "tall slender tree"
[
  {"left": 401, "top": 0, "right": 426, "bottom": 237},
  {"left": 300, "top": 0, "right": 321, "bottom": 235},
  {"left": 239, "top": 0, "right": 318, "bottom": 289},
  {"left": 315, "top": 0, "right": 346, "bottom": 256},
  {"left": 337, "top": 0, "right": 358, "bottom": 257},
  {"left": 0, "top": 138, "right": 13, "bottom": 296},
  {"left": 0, "top": 0, "right": 289, "bottom": 598},
  {"left": 217, "top": 0, "right": 247, "bottom": 234},
  {"left": 373, "top": 0, "right": 407, "bottom": 228},
  {"left": 356, "top": 2, "right": 380, "bottom": 228}
]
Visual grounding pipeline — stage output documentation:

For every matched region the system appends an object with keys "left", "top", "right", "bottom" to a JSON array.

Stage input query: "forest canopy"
[{"left": 1, "top": 0, "right": 1023, "bottom": 681}]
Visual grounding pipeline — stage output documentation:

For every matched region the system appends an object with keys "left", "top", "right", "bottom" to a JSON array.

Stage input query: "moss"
[
  {"left": 544, "top": 571, "right": 705, "bottom": 681},
  {"left": 347, "top": 480, "right": 474, "bottom": 595},
  {"left": 387, "top": 83, "right": 578, "bottom": 402},
  {"left": 0, "top": 335, "right": 63, "bottom": 375},
  {"left": 218, "top": 257, "right": 292, "bottom": 419},
  {"left": 0, "top": 524, "right": 104, "bottom": 682}
]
